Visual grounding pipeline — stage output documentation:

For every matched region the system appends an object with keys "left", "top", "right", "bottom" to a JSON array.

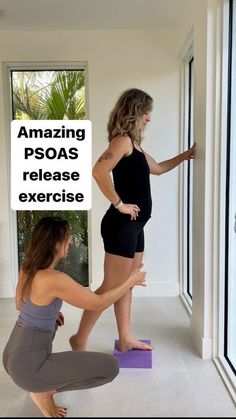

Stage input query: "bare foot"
[
  {"left": 118, "top": 339, "right": 154, "bottom": 352},
  {"left": 69, "top": 335, "right": 86, "bottom": 351},
  {"left": 29, "top": 390, "right": 67, "bottom": 417}
]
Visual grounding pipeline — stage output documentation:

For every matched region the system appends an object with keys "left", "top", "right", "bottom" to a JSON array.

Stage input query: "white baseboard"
[
  {"left": 190, "top": 321, "right": 213, "bottom": 359},
  {"left": 133, "top": 281, "right": 179, "bottom": 297},
  {"left": 0, "top": 283, "right": 14, "bottom": 298},
  {"left": 201, "top": 336, "right": 213, "bottom": 359}
]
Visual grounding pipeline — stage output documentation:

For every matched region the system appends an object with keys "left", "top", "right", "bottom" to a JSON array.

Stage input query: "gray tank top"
[{"left": 17, "top": 298, "right": 62, "bottom": 332}]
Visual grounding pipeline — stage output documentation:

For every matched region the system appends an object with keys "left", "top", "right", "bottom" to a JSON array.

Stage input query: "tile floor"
[{"left": 0, "top": 297, "right": 235, "bottom": 417}]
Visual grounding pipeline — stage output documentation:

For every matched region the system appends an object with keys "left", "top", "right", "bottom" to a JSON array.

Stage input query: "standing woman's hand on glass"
[{"left": 183, "top": 142, "right": 196, "bottom": 161}]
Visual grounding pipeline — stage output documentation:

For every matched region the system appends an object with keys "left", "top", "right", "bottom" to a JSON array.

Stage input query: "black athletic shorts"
[{"left": 101, "top": 210, "right": 148, "bottom": 259}]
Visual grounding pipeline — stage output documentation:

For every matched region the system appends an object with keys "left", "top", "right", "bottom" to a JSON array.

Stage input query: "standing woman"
[
  {"left": 2, "top": 216, "right": 146, "bottom": 417},
  {"left": 70, "top": 88, "right": 196, "bottom": 353}
]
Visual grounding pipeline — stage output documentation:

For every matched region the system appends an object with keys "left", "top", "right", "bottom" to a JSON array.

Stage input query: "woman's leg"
[
  {"left": 30, "top": 350, "right": 119, "bottom": 417},
  {"left": 35, "top": 350, "right": 119, "bottom": 392},
  {"left": 69, "top": 306, "right": 103, "bottom": 351},
  {"left": 70, "top": 252, "right": 153, "bottom": 352},
  {"left": 29, "top": 390, "right": 67, "bottom": 418},
  {"left": 70, "top": 252, "right": 133, "bottom": 351},
  {"left": 114, "top": 251, "right": 153, "bottom": 351}
]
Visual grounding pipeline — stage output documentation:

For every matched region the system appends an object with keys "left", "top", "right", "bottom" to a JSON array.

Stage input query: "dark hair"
[
  {"left": 21, "top": 216, "right": 70, "bottom": 299},
  {"left": 107, "top": 88, "right": 153, "bottom": 144}
]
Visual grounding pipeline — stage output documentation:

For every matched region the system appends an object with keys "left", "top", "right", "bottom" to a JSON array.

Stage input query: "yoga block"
[{"left": 113, "top": 340, "right": 152, "bottom": 368}]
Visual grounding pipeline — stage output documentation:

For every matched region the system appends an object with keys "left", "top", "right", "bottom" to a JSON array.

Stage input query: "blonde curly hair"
[{"left": 107, "top": 88, "right": 153, "bottom": 145}]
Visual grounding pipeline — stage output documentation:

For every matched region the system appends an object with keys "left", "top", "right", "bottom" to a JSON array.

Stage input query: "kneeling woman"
[{"left": 2, "top": 216, "right": 146, "bottom": 417}]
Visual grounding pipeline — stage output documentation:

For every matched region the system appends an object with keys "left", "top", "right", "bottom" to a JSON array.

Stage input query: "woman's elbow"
[
  {"left": 92, "top": 167, "right": 109, "bottom": 183},
  {"left": 92, "top": 166, "right": 101, "bottom": 180}
]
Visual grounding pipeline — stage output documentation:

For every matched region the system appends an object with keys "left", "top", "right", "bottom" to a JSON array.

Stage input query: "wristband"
[
  {"left": 113, "top": 198, "right": 121, "bottom": 206},
  {"left": 114, "top": 199, "right": 124, "bottom": 209}
]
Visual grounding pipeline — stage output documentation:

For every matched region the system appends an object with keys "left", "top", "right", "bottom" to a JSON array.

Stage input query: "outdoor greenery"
[
  {"left": 13, "top": 70, "right": 88, "bottom": 286},
  {"left": 12, "top": 70, "right": 85, "bottom": 120}
]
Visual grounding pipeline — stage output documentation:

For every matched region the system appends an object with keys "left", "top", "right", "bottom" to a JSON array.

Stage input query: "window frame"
[
  {"left": 186, "top": 55, "right": 194, "bottom": 300},
  {"left": 179, "top": 31, "right": 194, "bottom": 313},
  {"left": 223, "top": 0, "right": 236, "bottom": 375},
  {"left": 2, "top": 61, "right": 91, "bottom": 291},
  {"left": 213, "top": 0, "right": 236, "bottom": 402}
]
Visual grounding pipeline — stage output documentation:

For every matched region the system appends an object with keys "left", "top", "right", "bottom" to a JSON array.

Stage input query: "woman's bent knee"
[{"left": 104, "top": 354, "right": 119, "bottom": 382}]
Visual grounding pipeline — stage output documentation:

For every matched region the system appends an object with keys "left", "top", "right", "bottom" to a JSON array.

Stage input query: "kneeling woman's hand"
[
  {"left": 56, "top": 311, "right": 64, "bottom": 327},
  {"left": 128, "top": 264, "right": 146, "bottom": 288}
]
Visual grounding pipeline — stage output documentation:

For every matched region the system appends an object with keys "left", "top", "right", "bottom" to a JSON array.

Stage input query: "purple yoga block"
[{"left": 113, "top": 340, "right": 152, "bottom": 368}]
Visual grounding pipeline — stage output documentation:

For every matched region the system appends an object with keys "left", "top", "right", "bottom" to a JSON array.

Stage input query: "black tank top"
[{"left": 109, "top": 145, "right": 152, "bottom": 221}]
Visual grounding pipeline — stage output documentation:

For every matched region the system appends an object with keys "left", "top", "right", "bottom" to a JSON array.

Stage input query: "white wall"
[
  {"left": 0, "top": 67, "right": 12, "bottom": 297},
  {"left": 0, "top": 28, "right": 180, "bottom": 298}
]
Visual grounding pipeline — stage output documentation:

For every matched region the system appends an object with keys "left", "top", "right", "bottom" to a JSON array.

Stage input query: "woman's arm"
[
  {"left": 144, "top": 142, "right": 196, "bottom": 175},
  {"left": 93, "top": 136, "right": 140, "bottom": 220},
  {"left": 51, "top": 265, "right": 146, "bottom": 311},
  {"left": 15, "top": 267, "right": 25, "bottom": 310},
  {"left": 92, "top": 136, "right": 131, "bottom": 204}
]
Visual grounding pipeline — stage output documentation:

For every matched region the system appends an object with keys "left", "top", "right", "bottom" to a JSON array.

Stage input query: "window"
[
  {"left": 8, "top": 65, "right": 89, "bottom": 287},
  {"left": 186, "top": 56, "right": 194, "bottom": 299},
  {"left": 217, "top": 0, "right": 236, "bottom": 395},
  {"left": 224, "top": 0, "right": 236, "bottom": 375},
  {"left": 179, "top": 37, "right": 194, "bottom": 310}
]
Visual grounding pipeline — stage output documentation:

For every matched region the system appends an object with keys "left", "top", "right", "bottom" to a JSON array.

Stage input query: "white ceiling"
[{"left": 0, "top": 0, "right": 186, "bottom": 31}]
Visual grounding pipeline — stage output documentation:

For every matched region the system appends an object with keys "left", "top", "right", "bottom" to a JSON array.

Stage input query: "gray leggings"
[{"left": 2, "top": 323, "right": 119, "bottom": 393}]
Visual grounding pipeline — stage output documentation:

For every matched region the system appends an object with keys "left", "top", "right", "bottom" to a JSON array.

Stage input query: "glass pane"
[
  {"left": 11, "top": 70, "right": 88, "bottom": 286},
  {"left": 226, "top": 0, "right": 236, "bottom": 370},
  {"left": 187, "top": 57, "right": 194, "bottom": 299}
]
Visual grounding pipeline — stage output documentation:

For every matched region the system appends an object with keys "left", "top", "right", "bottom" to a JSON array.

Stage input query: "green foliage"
[
  {"left": 13, "top": 70, "right": 88, "bottom": 286},
  {"left": 12, "top": 70, "right": 86, "bottom": 120}
]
